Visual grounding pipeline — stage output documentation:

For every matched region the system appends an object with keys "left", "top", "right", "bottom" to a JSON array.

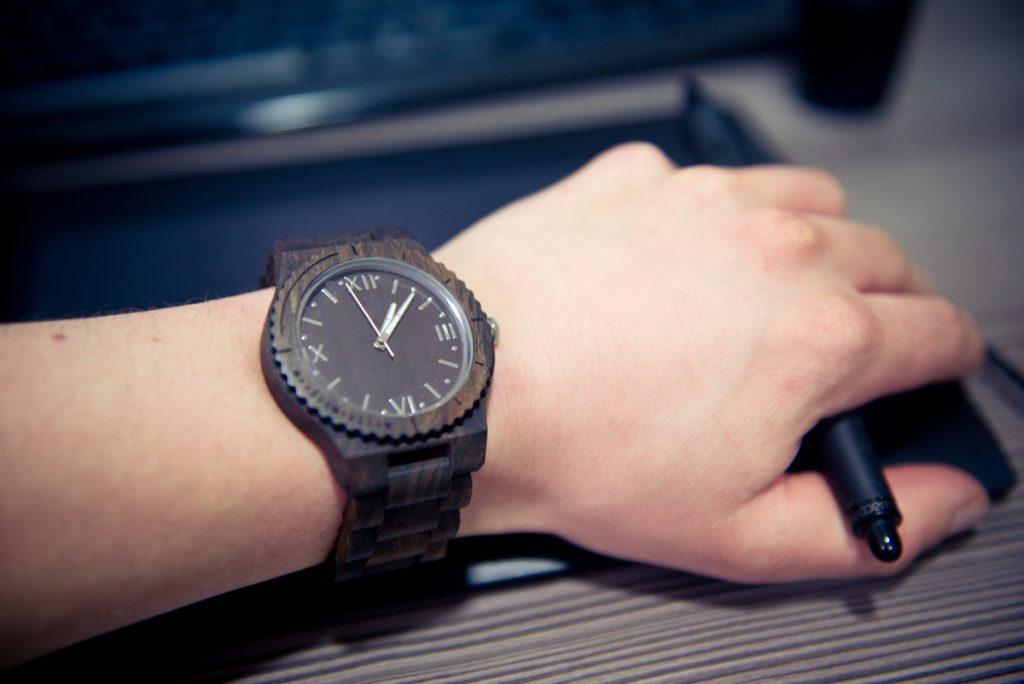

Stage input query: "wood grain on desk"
[{"left": 182, "top": 528, "right": 1022, "bottom": 682}]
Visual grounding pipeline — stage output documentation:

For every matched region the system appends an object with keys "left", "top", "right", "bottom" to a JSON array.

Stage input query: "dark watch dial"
[{"left": 295, "top": 257, "right": 473, "bottom": 418}]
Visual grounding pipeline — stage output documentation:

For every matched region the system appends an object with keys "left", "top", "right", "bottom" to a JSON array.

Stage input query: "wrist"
[{"left": 432, "top": 243, "right": 552, "bottom": 538}]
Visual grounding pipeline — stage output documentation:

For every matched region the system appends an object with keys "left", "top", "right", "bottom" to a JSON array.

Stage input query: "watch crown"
[{"left": 487, "top": 317, "right": 500, "bottom": 344}]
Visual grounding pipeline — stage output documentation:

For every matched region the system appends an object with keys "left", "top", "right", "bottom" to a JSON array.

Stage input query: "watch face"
[{"left": 294, "top": 257, "right": 473, "bottom": 421}]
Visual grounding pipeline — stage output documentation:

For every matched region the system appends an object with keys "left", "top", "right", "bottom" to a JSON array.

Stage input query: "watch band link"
[{"left": 330, "top": 445, "right": 476, "bottom": 581}]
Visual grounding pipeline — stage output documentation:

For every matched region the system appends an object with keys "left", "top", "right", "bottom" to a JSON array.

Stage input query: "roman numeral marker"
[
  {"left": 388, "top": 395, "right": 416, "bottom": 415},
  {"left": 435, "top": 323, "right": 456, "bottom": 341},
  {"left": 307, "top": 344, "right": 328, "bottom": 363},
  {"left": 342, "top": 274, "right": 377, "bottom": 292}
]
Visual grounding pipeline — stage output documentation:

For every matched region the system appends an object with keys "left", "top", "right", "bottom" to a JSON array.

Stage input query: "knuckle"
[
  {"left": 865, "top": 225, "right": 911, "bottom": 270},
  {"left": 675, "top": 164, "right": 743, "bottom": 201},
  {"left": 940, "top": 300, "right": 984, "bottom": 369},
  {"left": 935, "top": 298, "right": 964, "bottom": 335},
  {"left": 738, "top": 207, "right": 825, "bottom": 265},
  {"left": 861, "top": 224, "right": 901, "bottom": 259},
  {"left": 565, "top": 142, "right": 676, "bottom": 196},
  {"left": 769, "top": 293, "right": 880, "bottom": 401},
  {"left": 591, "top": 141, "right": 675, "bottom": 177},
  {"left": 821, "top": 294, "right": 881, "bottom": 364},
  {"left": 865, "top": 224, "right": 898, "bottom": 250},
  {"left": 614, "top": 141, "right": 674, "bottom": 168},
  {"left": 809, "top": 168, "right": 848, "bottom": 214}
]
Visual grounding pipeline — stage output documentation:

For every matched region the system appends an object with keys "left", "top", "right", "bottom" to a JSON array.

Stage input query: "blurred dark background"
[{"left": 1, "top": 0, "right": 916, "bottom": 322}]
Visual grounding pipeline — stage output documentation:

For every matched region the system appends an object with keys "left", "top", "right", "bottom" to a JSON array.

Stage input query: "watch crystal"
[{"left": 295, "top": 257, "right": 472, "bottom": 418}]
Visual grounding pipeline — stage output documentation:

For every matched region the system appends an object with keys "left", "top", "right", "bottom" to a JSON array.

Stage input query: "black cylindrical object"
[
  {"left": 798, "top": 0, "right": 916, "bottom": 112},
  {"left": 815, "top": 412, "right": 904, "bottom": 562}
]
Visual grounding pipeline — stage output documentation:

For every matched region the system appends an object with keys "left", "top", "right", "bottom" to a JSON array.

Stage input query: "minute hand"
[
  {"left": 374, "top": 290, "right": 416, "bottom": 349},
  {"left": 344, "top": 282, "right": 394, "bottom": 358}
]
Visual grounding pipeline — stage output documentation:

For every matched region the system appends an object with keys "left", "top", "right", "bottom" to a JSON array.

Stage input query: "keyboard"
[{"left": 0, "top": 0, "right": 796, "bottom": 161}]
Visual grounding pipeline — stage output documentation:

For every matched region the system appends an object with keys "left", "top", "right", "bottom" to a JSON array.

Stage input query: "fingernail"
[{"left": 949, "top": 499, "right": 989, "bottom": 537}]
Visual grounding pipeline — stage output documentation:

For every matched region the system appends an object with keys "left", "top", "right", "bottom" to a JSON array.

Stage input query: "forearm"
[{"left": 0, "top": 290, "right": 342, "bottom": 664}]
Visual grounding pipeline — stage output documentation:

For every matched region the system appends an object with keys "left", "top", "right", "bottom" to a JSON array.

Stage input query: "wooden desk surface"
[{"left": 16, "top": 1, "right": 1023, "bottom": 681}]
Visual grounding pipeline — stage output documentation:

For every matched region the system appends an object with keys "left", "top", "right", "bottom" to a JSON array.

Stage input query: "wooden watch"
[{"left": 260, "top": 228, "right": 496, "bottom": 580}]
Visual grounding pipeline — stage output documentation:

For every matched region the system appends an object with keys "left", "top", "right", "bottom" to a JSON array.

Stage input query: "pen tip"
[{"left": 866, "top": 518, "right": 903, "bottom": 563}]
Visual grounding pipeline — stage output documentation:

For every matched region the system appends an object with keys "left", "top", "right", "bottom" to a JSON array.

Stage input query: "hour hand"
[
  {"left": 379, "top": 302, "right": 397, "bottom": 337},
  {"left": 374, "top": 290, "right": 415, "bottom": 349}
]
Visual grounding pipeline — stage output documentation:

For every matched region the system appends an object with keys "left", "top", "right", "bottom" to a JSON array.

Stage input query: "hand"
[
  {"left": 442, "top": 143, "right": 988, "bottom": 583},
  {"left": 380, "top": 301, "right": 397, "bottom": 336},
  {"left": 344, "top": 281, "right": 394, "bottom": 358},
  {"left": 374, "top": 290, "right": 416, "bottom": 350}
]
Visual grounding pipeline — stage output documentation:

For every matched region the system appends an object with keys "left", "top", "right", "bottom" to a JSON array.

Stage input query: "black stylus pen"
[{"left": 813, "top": 412, "right": 903, "bottom": 562}]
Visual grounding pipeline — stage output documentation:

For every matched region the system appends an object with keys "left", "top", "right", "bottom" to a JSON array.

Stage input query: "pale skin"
[{"left": 0, "top": 144, "right": 989, "bottom": 666}]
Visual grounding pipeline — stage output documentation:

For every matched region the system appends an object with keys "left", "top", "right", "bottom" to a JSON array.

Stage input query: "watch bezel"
[{"left": 267, "top": 236, "right": 494, "bottom": 441}]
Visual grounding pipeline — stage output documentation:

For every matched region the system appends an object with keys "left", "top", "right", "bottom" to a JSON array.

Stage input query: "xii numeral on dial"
[{"left": 342, "top": 274, "right": 379, "bottom": 292}]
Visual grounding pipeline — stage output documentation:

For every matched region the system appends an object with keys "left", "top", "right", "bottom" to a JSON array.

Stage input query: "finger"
[
  {"left": 809, "top": 215, "right": 933, "bottom": 294},
  {"left": 735, "top": 165, "right": 848, "bottom": 216},
  {"left": 721, "top": 464, "right": 989, "bottom": 583},
  {"left": 828, "top": 294, "right": 985, "bottom": 412}
]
